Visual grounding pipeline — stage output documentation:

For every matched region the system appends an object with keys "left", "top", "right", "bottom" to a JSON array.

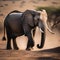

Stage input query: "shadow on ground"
[
  {"left": 26, "top": 57, "right": 58, "bottom": 60},
  {"left": 39, "top": 47, "right": 60, "bottom": 53},
  {"left": 0, "top": 47, "right": 60, "bottom": 60}
]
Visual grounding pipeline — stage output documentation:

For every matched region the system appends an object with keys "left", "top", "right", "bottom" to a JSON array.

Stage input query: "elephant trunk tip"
[
  {"left": 2, "top": 36, "right": 6, "bottom": 41},
  {"left": 37, "top": 44, "right": 44, "bottom": 49}
]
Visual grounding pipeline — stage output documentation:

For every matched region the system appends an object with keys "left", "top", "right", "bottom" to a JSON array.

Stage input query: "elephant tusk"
[
  {"left": 45, "top": 21, "right": 55, "bottom": 34},
  {"left": 41, "top": 9, "right": 55, "bottom": 34},
  {"left": 40, "top": 28, "right": 44, "bottom": 33}
]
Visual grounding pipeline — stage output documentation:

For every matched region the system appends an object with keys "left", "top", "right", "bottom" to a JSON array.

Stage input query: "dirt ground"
[
  {"left": 0, "top": 0, "right": 60, "bottom": 60},
  {"left": 0, "top": 27, "right": 60, "bottom": 60}
]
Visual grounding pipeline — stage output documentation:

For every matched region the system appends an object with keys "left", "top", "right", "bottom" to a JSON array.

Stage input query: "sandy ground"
[{"left": 0, "top": 49, "right": 60, "bottom": 60}]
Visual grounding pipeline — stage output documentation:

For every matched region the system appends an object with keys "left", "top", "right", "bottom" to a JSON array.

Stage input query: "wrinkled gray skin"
[{"left": 2, "top": 10, "right": 45, "bottom": 50}]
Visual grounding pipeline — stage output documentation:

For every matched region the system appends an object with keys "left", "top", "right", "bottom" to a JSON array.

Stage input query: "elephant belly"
[{"left": 11, "top": 24, "right": 24, "bottom": 36}]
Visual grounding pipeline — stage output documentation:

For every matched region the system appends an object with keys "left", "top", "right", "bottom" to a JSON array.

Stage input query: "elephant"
[{"left": 2, "top": 9, "right": 46, "bottom": 50}]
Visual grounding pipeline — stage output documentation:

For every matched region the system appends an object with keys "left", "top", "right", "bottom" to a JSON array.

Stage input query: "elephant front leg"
[
  {"left": 23, "top": 25, "right": 34, "bottom": 50},
  {"left": 26, "top": 32, "right": 34, "bottom": 50}
]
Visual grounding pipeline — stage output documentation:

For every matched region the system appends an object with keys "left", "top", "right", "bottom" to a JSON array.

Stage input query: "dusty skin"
[{"left": 0, "top": 0, "right": 60, "bottom": 60}]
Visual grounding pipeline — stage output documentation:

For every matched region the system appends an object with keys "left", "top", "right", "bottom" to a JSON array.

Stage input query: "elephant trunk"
[
  {"left": 2, "top": 22, "right": 6, "bottom": 41},
  {"left": 37, "top": 31, "right": 45, "bottom": 48},
  {"left": 37, "top": 20, "right": 45, "bottom": 48}
]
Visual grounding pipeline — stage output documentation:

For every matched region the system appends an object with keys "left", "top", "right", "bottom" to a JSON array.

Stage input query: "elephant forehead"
[{"left": 10, "top": 13, "right": 23, "bottom": 15}]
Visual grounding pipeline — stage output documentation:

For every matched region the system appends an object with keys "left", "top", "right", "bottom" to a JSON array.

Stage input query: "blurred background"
[{"left": 0, "top": 0, "right": 60, "bottom": 50}]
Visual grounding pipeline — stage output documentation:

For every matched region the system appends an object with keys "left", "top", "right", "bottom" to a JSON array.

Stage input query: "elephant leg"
[
  {"left": 13, "top": 38, "right": 19, "bottom": 50},
  {"left": 33, "top": 27, "right": 36, "bottom": 37},
  {"left": 26, "top": 32, "right": 34, "bottom": 50},
  {"left": 6, "top": 29, "right": 12, "bottom": 50},
  {"left": 23, "top": 25, "right": 34, "bottom": 50},
  {"left": 6, "top": 37, "right": 12, "bottom": 50}
]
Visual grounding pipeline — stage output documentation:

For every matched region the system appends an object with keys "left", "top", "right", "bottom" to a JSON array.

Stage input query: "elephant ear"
[{"left": 22, "top": 10, "right": 34, "bottom": 27}]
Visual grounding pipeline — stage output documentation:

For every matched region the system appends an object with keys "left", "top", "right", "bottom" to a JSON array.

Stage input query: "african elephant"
[{"left": 2, "top": 9, "right": 45, "bottom": 50}]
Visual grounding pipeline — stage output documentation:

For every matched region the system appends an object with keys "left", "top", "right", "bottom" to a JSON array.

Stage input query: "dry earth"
[{"left": 0, "top": 0, "right": 60, "bottom": 60}]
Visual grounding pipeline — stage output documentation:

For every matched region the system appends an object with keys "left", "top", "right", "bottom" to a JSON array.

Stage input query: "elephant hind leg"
[
  {"left": 6, "top": 30, "right": 12, "bottom": 50},
  {"left": 6, "top": 37, "right": 12, "bottom": 50},
  {"left": 13, "top": 37, "right": 19, "bottom": 50}
]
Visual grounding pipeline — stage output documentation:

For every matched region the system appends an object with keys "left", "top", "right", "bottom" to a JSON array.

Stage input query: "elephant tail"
[
  {"left": 37, "top": 31, "right": 45, "bottom": 49},
  {"left": 2, "top": 22, "right": 6, "bottom": 41}
]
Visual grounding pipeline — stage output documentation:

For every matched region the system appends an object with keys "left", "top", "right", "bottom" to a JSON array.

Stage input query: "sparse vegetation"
[
  {"left": 36, "top": 7, "right": 60, "bottom": 14},
  {"left": 36, "top": 7, "right": 60, "bottom": 30},
  {"left": 36, "top": 7, "right": 60, "bottom": 19}
]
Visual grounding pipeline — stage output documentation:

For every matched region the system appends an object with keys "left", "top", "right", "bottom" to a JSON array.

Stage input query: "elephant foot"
[
  {"left": 28, "top": 40, "right": 34, "bottom": 48},
  {"left": 6, "top": 47, "right": 12, "bottom": 50},
  {"left": 26, "top": 48, "right": 31, "bottom": 51},
  {"left": 37, "top": 44, "right": 43, "bottom": 49},
  {"left": 26, "top": 46, "right": 34, "bottom": 51},
  {"left": 14, "top": 47, "right": 19, "bottom": 50}
]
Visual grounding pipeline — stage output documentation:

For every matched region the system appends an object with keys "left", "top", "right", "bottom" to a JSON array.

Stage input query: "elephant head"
[
  {"left": 22, "top": 10, "right": 45, "bottom": 32},
  {"left": 38, "top": 9, "right": 55, "bottom": 34}
]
